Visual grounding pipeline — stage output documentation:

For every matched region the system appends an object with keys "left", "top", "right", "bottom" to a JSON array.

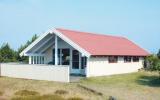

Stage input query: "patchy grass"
[
  {"left": 55, "top": 90, "right": 68, "bottom": 95},
  {"left": 80, "top": 71, "right": 160, "bottom": 100},
  {"left": 14, "top": 90, "right": 40, "bottom": 96},
  {"left": 12, "top": 94, "right": 65, "bottom": 100},
  {"left": 0, "top": 71, "right": 160, "bottom": 100},
  {"left": 0, "top": 76, "right": 100, "bottom": 100},
  {"left": 67, "top": 97, "right": 83, "bottom": 100}
]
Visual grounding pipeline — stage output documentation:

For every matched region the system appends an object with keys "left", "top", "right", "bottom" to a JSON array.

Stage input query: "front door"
[{"left": 71, "top": 50, "right": 81, "bottom": 74}]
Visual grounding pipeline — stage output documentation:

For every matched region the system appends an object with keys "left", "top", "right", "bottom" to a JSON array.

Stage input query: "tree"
[
  {"left": 16, "top": 34, "right": 38, "bottom": 62},
  {"left": 0, "top": 51, "right": 3, "bottom": 62},
  {"left": 0, "top": 43, "right": 17, "bottom": 62},
  {"left": 157, "top": 49, "right": 160, "bottom": 59}
]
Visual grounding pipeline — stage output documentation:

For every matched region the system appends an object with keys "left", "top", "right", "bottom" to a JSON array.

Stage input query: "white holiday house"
[{"left": 20, "top": 28, "right": 149, "bottom": 77}]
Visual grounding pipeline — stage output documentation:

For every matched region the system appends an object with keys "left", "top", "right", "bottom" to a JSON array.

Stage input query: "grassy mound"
[
  {"left": 14, "top": 90, "right": 40, "bottom": 96},
  {"left": 67, "top": 97, "right": 83, "bottom": 100},
  {"left": 55, "top": 90, "right": 68, "bottom": 95},
  {"left": 12, "top": 94, "right": 65, "bottom": 100}
]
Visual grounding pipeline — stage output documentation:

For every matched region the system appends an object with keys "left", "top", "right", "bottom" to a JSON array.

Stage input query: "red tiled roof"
[{"left": 56, "top": 28, "right": 149, "bottom": 56}]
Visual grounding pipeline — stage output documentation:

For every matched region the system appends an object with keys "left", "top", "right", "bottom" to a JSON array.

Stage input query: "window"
[
  {"left": 72, "top": 50, "right": 79, "bottom": 69},
  {"left": 62, "top": 49, "right": 70, "bottom": 65},
  {"left": 124, "top": 56, "right": 131, "bottom": 62},
  {"left": 133, "top": 56, "right": 139, "bottom": 62},
  {"left": 81, "top": 57, "right": 87, "bottom": 69},
  {"left": 37, "top": 56, "right": 39, "bottom": 64},
  {"left": 108, "top": 56, "right": 118, "bottom": 63}
]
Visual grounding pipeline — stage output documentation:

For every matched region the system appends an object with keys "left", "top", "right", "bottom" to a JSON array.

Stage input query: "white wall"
[
  {"left": 0, "top": 63, "right": 70, "bottom": 82},
  {"left": 86, "top": 56, "right": 144, "bottom": 77}
]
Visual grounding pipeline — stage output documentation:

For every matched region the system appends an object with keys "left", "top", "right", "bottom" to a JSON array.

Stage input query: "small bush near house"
[
  {"left": 0, "top": 91, "right": 4, "bottom": 96},
  {"left": 54, "top": 90, "right": 68, "bottom": 95},
  {"left": 145, "top": 55, "right": 160, "bottom": 78},
  {"left": 14, "top": 90, "right": 40, "bottom": 96},
  {"left": 67, "top": 97, "right": 83, "bottom": 100},
  {"left": 12, "top": 94, "right": 65, "bottom": 100}
]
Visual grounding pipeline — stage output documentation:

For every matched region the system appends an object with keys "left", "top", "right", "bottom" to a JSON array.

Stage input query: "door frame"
[
  {"left": 70, "top": 49, "right": 81, "bottom": 74},
  {"left": 70, "top": 49, "right": 86, "bottom": 75}
]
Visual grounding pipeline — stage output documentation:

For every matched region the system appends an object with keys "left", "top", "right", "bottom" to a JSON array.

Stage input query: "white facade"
[{"left": 86, "top": 56, "right": 144, "bottom": 77}]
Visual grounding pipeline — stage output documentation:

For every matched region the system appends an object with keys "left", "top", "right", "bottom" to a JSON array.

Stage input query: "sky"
[{"left": 0, "top": 0, "right": 160, "bottom": 53}]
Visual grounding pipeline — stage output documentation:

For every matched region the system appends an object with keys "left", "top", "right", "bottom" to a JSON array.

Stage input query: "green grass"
[
  {"left": 80, "top": 71, "right": 160, "bottom": 100},
  {"left": 0, "top": 71, "right": 160, "bottom": 100}
]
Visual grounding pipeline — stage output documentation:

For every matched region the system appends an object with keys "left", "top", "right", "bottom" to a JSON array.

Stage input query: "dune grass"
[
  {"left": 80, "top": 71, "right": 160, "bottom": 100},
  {"left": 12, "top": 94, "right": 65, "bottom": 100},
  {"left": 54, "top": 90, "right": 68, "bottom": 95},
  {"left": 14, "top": 90, "right": 40, "bottom": 96},
  {"left": 0, "top": 71, "right": 160, "bottom": 100}
]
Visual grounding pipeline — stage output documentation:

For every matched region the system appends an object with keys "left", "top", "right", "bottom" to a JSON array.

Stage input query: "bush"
[
  {"left": 67, "top": 97, "right": 83, "bottom": 100},
  {"left": 14, "top": 90, "right": 40, "bottom": 96},
  {"left": 54, "top": 90, "right": 68, "bottom": 95},
  {"left": 145, "top": 55, "right": 159, "bottom": 70},
  {"left": 145, "top": 55, "right": 160, "bottom": 78}
]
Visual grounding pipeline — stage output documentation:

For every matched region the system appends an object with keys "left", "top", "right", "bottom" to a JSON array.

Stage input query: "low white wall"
[
  {"left": 0, "top": 63, "right": 69, "bottom": 82},
  {"left": 86, "top": 57, "right": 144, "bottom": 77}
]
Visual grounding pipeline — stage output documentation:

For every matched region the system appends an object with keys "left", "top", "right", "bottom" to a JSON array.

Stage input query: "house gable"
[{"left": 20, "top": 28, "right": 91, "bottom": 57}]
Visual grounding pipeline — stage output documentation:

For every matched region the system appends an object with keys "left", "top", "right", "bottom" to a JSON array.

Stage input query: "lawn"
[{"left": 0, "top": 71, "right": 160, "bottom": 100}]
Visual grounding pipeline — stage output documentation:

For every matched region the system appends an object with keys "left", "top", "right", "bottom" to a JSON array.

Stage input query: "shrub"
[
  {"left": 67, "top": 97, "right": 83, "bottom": 100},
  {"left": 54, "top": 90, "right": 68, "bottom": 95},
  {"left": 145, "top": 55, "right": 160, "bottom": 78},
  {"left": 14, "top": 90, "right": 40, "bottom": 96},
  {"left": 145, "top": 55, "right": 160, "bottom": 70}
]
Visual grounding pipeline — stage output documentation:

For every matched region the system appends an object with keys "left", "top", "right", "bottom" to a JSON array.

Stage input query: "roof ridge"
[{"left": 56, "top": 28, "right": 125, "bottom": 39}]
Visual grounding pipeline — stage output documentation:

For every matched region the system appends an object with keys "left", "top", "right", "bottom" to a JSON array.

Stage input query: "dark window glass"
[
  {"left": 39, "top": 56, "right": 41, "bottom": 64},
  {"left": 72, "top": 50, "right": 79, "bottom": 69},
  {"left": 108, "top": 56, "right": 118, "bottom": 63},
  {"left": 81, "top": 57, "right": 87, "bottom": 69},
  {"left": 42, "top": 56, "right": 44, "bottom": 64},
  {"left": 133, "top": 56, "right": 139, "bottom": 62},
  {"left": 62, "top": 49, "right": 70, "bottom": 65},
  {"left": 124, "top": 56, "right": 132, "bottom": 62}
]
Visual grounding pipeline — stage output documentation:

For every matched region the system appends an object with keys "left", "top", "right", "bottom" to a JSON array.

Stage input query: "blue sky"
[{"left": 0, "top": 0, "right": 160, "bottom": 53}]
